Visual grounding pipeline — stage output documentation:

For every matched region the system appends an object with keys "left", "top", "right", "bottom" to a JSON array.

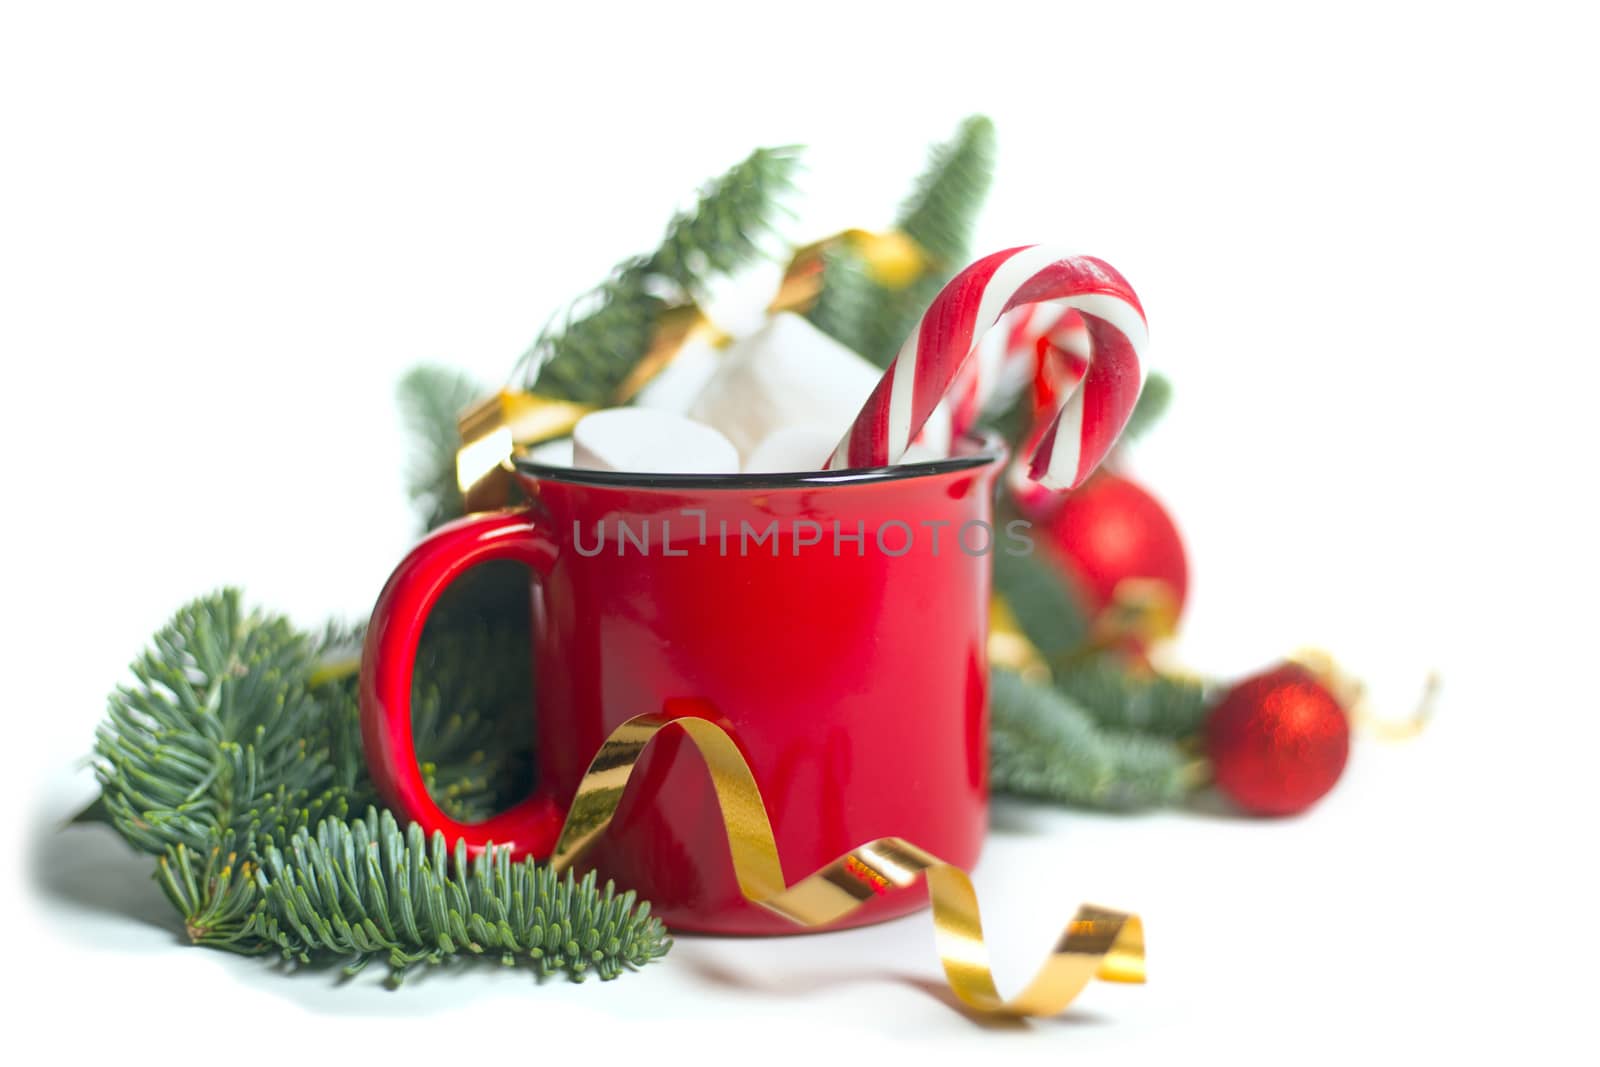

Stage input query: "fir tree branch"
[
  {"left": 247, "top": 809, "right": 669, "bottom": 983},
  {"left": 1051, "top": 655, "right": 1210, "bottom": 740},
  {"left": 413, "top": 562, "right": 537, "bottom": 820},
  {"left": 896, "top": 115, "right": 997, "bottom": 268},
  {"left": 519, "top": 146, "right": 801, "bottom": 405},
  {"left": 992, "top": 521, "right": 1092, "bottom": 663},
  {"left": 156, "top": 833, "right": 265, "bottom": 952},
  {"left": 520, "top": 281, "right": 668, "bottom": 408},
  {"left": 807, "top": 116, "right": 996, "bottom": 366},
  {"left": 989, "top": 668, "right": 1190, "bottom": 810},
  {"left": 398, "top": 364, "right": 487, "bottom": 533},
  {"left": 313, "top": 564, "right": 537, "bottom": 821},
  {"left": 1119, "top": 372, "right": 1172, "bottom": 444},
  {"left": 92, "top": 591, "right": 347, "bottom": 856},
  {"left": 88, "top": 589, "right": 667, "bottom": 986},
  {"left": 643, "top": 145, "right": 803, "bottom": 292},
  {"left": 801, "top": 244, "right": 881, "bottom": 362}
]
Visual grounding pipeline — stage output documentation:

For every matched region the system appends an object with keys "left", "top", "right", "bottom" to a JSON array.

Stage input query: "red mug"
[{"left": 360, "top": 436, "right": 1010, "bottom": 934}]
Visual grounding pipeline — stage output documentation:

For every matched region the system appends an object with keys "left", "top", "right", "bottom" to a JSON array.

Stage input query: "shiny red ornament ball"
[
  {"left": 1021, "top": 471, "right": 1189, "bottom": 642},
  {"left": 1206, "top": 662, "right": 1351, "bottom": 815}
]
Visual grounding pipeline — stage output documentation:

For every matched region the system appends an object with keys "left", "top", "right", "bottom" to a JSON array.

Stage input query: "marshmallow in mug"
[
  {"left": 687, "top": 312, "right": 884, "bottom": 463},
  {"left": 742, "top": 424, "right": 953, "bottom": 474},
  {"left": 742, "top": 424, "right": 838, "bottom": 474},
  {"left": 523, "top": 436, "right": 575, "bottom": 468},
  {"left": 631, "top": 336, "right": 722, "bottom": 416},
  {"left": 570, "top": 408, "right": 740, "bottom": 474}
]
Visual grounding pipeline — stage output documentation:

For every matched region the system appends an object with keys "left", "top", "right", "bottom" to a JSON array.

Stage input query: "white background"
[{"left": 4, "top": 2, "right": 1597, "bottom": 1062}]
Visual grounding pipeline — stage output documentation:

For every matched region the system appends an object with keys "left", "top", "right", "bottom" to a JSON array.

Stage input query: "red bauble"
[
  {"left": 1206, "top": 662, "right": 1351, "bottom": 816},
  {"left": 1021, "top": 471, "right": 1189, "bottom": 644}
]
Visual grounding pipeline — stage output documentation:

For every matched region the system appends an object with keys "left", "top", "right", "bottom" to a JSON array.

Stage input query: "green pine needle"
[
  {"left": 249, "top": 809, "right": 670, "bottom": 983},
  {"left": 1119, "top": 372, "right": 1172, "bottom": 444},
  {"left": 519, "top": 146, "right": 801, "bottom": 405},
  {"left": 896, "top": 114, "right": 997, "bottom": 267},
  {"left": 92, "top": 590, "right": 346, "bottom": 856},
  {"left": 800, "top": 242, "right": 879, "bottom": 359},
  {"left": 398, "top": 364, "right": 488, "bottom": 533},
  {"left": 520, "top": 281, "right": 668, "bottom": 408},
  {"left": 989, "top": 668, "right": 1189, "bottom": 810},
  {"left": 991, "top": 514, "right": 1092, "bottom": 662},
  {"left": 644, "top": 145, "right": 803, "bottom": 292},
  {"left": 1052, "top": 655, "right": 1210, "bottom": 740},
  {"left": 156, "top": 833, "right": 267, "bottom": 953},
  {"left": 807, "top": 116, "right": 996, "bottom": 366},
  {"left": 88, "top": 589, "right": 668, "bottom": 986}
]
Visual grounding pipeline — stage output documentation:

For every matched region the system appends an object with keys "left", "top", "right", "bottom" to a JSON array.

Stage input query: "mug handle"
[{"left": 359, "top": 508, "right": 564, "bottom": 858}]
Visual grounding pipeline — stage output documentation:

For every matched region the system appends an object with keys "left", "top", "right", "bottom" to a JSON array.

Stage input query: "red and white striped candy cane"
[
  {"left": 968, "top": 303, "right": 1091, "bottom": 430},
  {"left": 824, "top": 245, "right": 1148, "bottom": 490},
  {"left": 904, "top": 297, "right": 1089, "bottom": 460}
]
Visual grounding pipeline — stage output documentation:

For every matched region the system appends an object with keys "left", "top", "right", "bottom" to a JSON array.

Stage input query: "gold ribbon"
[
  {"left": 457, "top": 227, "right": 929, "bottom": 510},
  {"left": 769, "top": 228, "right": 930, "bottom": 314},
  {"left": 550, "top": 712, "right": 1146, "bottom": 1016},
  {"left": 1291, "top": 648, "right": 1439, "bottom": 741},
  {"left": 986, "top": 577, "right": 1181, "bottom": 683},
  {"left": 988, "top": 595, "right": 1052, "bottom": 683},
  {"left": 614, "top": 303, "right": 730, "bottom": 403},
  {"left": 1091, "top": 578, "right": 1182, "bottom": 651},
  {"left": 455, "top": 390, "right": 596, "bottom": 512},
  {"left": 455, "top": 305, "right": 729, "bottom": 511}
]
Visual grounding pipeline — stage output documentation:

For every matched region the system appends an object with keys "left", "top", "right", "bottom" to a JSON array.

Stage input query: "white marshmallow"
[
  {"left": 743, "top": 424, "right": 839, "bottom": 474},
  {"left": 571, "top": 408, "right": 739, "bottom": 474},
  {"left": 687, "top": 312, "right": 882, "bottom": 462},
  {"left": 632, "top": 336, "right": 722, "bottom": 416},
  {"left": 523, "top": 436, "right": 574, "bottom": 467},
  {"left": 694, "top": 258, "right": 788, "bottom": 339}
]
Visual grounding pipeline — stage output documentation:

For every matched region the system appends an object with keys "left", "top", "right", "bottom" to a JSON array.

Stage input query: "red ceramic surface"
[{"left": 360, "top": 441, "right": 1006, "bottom": 934}]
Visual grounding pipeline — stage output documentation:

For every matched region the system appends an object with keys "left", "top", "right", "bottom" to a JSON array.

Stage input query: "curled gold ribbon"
[
  {"left": 455, "top": 389, "right": 596, "bottom": 511},
  {"left": 988, "top": 594, "right": 1052, "bottom": 683},
  {"left": 769, "top": 228, "right": 930, "bottom": 314},
  {"left": 463, "top": 227, "right": 928, "bottom": 511},
  {"left": 613, "top": 303, "right": 730, "bottom": 403},
  {"left": 1093, "top": 578, "right": 1182, "bottom": 650},
  {"left": 456, "top": 305, "right": 727, "bottom": 511},
  {"left": 1291, "top": 648, "right": 1440, "bottom": 741},
  {"left": 550, "top": 712, "right": 1146, "bottom": 1016}
]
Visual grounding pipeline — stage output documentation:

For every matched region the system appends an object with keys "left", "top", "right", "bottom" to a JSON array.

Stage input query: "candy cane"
[
  {"left": 1027, "top": 306, "right": 1092, "bottom": 414},
  {"left": 824, "top": 245, "right": 1148, "bottom": 490},
  {"left": 969, "top": 303, "right": 1091, "bottom": 431},
  {"left": 879, "top": 292, "right": 1089, "bottom": 462}
]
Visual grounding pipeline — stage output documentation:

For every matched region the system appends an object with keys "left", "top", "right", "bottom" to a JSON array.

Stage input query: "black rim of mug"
[{"left": 512, "top": 432, "right": 1008, "bottom": 490}]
